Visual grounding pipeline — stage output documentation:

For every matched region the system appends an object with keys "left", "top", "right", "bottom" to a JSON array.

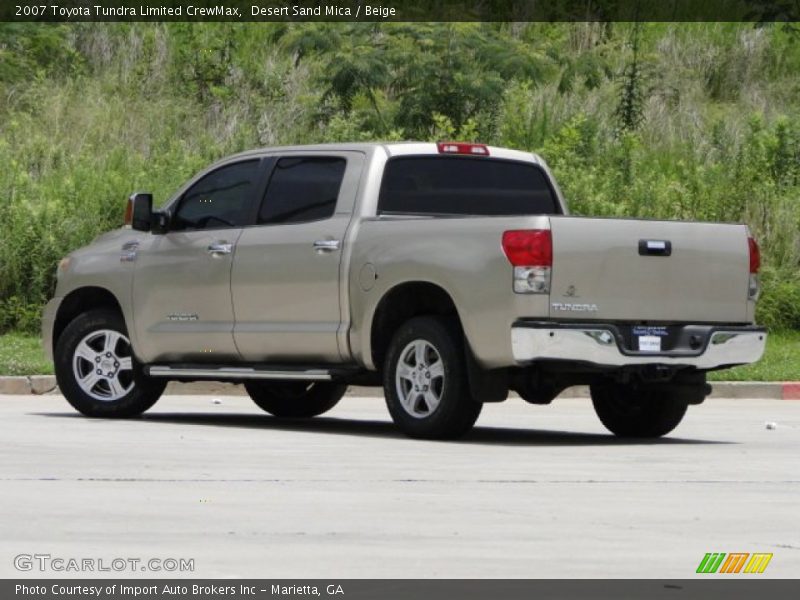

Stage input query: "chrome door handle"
[
  {"left": 207, "top": 242, "right": 233, "bottom": 256},
  {"left": 313, "top": 239, "right": 341, "bottom": 253}
]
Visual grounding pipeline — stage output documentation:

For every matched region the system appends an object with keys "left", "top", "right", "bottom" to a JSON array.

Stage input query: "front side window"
[
  {"left": 258, "top": 157, "right": 346, "bottom": 225},
  {"left": 172, "top": 160, "right": 260, "bottom": 231}
]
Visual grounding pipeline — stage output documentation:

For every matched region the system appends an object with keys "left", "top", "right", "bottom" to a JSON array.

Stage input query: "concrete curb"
[
  {"left": 0, "top": 376, "right": 798, "bottom": 399},
  {"left": 0, "top": 376, "right": 60, "bottom": 395}
]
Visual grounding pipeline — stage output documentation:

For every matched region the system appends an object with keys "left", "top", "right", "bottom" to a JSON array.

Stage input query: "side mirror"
[{"left": 128, "top": 192, "right": 153, "bottom": 232}]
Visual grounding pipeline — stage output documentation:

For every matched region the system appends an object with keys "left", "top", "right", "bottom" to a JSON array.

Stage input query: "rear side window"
[
  {"left": 378, "top": 156, "right": 560, "bottom": 216},
  {"left": 258, "top": 157, "right": 346, "bottom": 225},
  {"left": 172, "top": 160, "right": 261, "bottom": 231}
]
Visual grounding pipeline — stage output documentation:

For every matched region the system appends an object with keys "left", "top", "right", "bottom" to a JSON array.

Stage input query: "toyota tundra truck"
[{"left": 42, "top": 142, "right": 767, "bottom": 439}]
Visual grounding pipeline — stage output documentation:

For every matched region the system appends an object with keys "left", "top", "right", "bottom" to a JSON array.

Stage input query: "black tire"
[
  {"left": 244, "top": 381, "right": 347, "bottom": 418},
  {"left": 590, "top": 382, "right": 689, "bottom": 438},
  {"left": 54, "top": 309, "right": 165, "bottom": 418},
  {"left": 383, "top": 316, "right": 481, "bottom": 439}
]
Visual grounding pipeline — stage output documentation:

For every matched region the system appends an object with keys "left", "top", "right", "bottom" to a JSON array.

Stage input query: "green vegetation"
[
  {"left": 1, "top": 331, "right": 796, "bottom": 381},
  {"left": 708, "top": 331, "right": 800, "bottom": 382},
  {"left": 1, "top": 22, "right": 799, "bottom": 336},
  {"left": 0, "top": 333, "right": 52, "bottom": 376}
]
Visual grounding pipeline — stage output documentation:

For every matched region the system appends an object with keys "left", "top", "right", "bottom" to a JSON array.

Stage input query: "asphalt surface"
[{"left": 0, "top": 393, "right": 798, "bottom": 579}]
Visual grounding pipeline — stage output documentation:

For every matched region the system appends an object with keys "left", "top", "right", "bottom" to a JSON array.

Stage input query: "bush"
[
  {"left": 1, "top": 22, "right": 799, "bottom": 333},
  {"left": 755, "top": 269, "right": 800, "bottom": 332}
]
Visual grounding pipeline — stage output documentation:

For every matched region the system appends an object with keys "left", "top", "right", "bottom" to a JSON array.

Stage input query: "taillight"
[
  {"left": 502, "top": 230, "right": 552, "bottom": 294},
  {"left": 748, "top": 236, "right": 760, "bottom": 274},
  {"left": 437, "top": 141, "right": 490, "bottom": 156},
  {"left": 502, "top": 230, "right": 552, "bottom": 266},
  {"left": 748, "top": 236, "right": 760, "bottom": 299}
]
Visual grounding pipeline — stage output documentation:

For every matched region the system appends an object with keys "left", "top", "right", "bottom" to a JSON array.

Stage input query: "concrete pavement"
[
  {"left": 3, "top": 375, "right": 800, "bottom": 399},
  {"left": 0, "top": 393, "right": 798, "bottom": 578}
]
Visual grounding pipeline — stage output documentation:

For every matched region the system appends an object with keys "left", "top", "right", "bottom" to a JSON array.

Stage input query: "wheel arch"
[
  {"left": 367, "top": 281, "right": 465, "bottom": 374},
  {"left": 53, "top": 287, "right": 127, "bottom": 351}
]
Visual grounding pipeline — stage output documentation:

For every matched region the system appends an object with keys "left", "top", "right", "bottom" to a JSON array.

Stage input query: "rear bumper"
[
  {"left": 41, "top": 297, "right": 61, "bottom": 362},
  {"left": 511, "top": 322, "right": 767, "bottom": 370}
]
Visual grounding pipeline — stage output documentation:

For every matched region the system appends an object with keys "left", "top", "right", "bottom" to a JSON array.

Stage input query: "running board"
[{"left": 147, "top": 365, "right": 337, "bottom": 381}]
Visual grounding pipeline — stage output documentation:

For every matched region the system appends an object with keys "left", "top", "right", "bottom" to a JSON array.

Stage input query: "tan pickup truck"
[{"left": 42, "top": 142, "right": 767, "bottom": 439}]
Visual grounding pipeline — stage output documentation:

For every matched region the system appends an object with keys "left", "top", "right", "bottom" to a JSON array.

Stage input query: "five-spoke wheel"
[
  {"left": 72, "top": 329, "right": 135, "bottom": 401},
  {"left": 384, "top": 317, "right": 481, "bottom": 439},
  {"left": 55, "top": 309, "right": 165, "bottom": 418},
  {"left": 394, "top": 340, "right": 446, "bottom": 418}
]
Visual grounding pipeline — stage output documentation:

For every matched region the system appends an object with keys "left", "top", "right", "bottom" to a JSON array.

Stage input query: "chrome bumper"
[
  {"left": 41, "top": 297, "right": 62, "bottom": 362},
  {"left": 511, "top": 325, "right": 767, "bottom": 370}
]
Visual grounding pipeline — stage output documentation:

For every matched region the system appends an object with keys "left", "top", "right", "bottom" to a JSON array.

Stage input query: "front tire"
[
  {"left": 383, "top": 316, "right": 481, "bottom": 439},
  {"left": 590, "top": 382, "right": 688, "bottom": 438},
  {"left": 54, "top": 309, "right": 165, "bottom": 418},
  {"left": 244, "top": 381, "right": 347, "bottom": 418}
]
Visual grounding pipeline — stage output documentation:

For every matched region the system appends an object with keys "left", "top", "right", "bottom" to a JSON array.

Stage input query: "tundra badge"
[{"left": 551, "top": 302, "right": 599, "bottom": 313}]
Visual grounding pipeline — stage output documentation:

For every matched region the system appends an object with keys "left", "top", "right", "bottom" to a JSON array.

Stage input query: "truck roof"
[{"left": 223, "top": 142, "right": 544, "bottom": 166}]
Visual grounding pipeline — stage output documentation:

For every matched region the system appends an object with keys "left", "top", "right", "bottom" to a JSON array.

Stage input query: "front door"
[
  {"left": 231, "top": 153, "right": 363, "bottom": 363},
  {"left": 132, "top": 159, "right": 264, "bottom": 363}
]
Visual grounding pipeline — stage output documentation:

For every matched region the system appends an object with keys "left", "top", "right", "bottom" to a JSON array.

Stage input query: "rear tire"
[
  {"left": 244, "top": 381, "right": 347, "bottom": 418},
  {"left": 54, "top": 309, "right": 165, "bottom": 418},
  {"left": 383, "top": 316, "right": 481, "bottom": 439},
  {"left": 590, "top": 382, "right": 688, "bottom": 438}
]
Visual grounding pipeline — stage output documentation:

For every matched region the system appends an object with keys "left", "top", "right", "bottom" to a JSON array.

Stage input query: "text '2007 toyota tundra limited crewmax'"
[{"left": 43, "top": 142, "right": 767, "bottom": 439}]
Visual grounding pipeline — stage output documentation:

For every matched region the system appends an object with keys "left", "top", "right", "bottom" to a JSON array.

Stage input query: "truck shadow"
[{"left": 36, "top": 412, "right": 731, "bottom": 446}]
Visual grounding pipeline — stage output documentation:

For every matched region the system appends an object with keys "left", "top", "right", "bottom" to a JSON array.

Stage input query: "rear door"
[
  {"left": 548, "top": 217, "right": 751, "bottom": 323},
  {"left": 132, "top": 159, "right": 266, "bottom": 362},
  {"left": 231, "top": 152, "right": 364, "bottom": 363}
]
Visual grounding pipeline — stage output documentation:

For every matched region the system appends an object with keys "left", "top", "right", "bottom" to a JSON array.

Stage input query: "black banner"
[
  {"left": 5, "top": 580, "right": 800, "bottom": 600},
  {"left": 3, "top": 0, "right": 800, "bottom": 22}
]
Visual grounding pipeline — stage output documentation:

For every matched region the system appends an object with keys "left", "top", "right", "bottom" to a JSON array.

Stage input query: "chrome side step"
[{"left": 147, "top": 366, "right": 334, "bottom": 381}]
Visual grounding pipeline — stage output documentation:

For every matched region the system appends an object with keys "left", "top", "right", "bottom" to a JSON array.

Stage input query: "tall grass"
[{"left": 0, "top": 22, "right": 798, "bottom": 332}]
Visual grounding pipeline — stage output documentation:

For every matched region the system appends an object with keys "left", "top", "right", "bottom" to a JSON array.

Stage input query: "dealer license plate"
[{"left": 637, "top": 335, "right": 662, "bottom": 352}]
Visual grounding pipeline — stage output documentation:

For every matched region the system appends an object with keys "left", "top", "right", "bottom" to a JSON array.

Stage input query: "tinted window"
[
  {"left": 258, "top": 157, "right": 346, "bottom": 225},
  {"left": 173, "top": 160, "right": 260, "bottom": 231},
  {"left": 378, "top": 156, "right": 560, "bottom": 216}
]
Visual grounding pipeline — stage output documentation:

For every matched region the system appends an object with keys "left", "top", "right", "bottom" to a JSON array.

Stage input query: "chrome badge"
[
  {"left": 167, "top": 313, "right": 199, "bottom": 321},
  {"left": 551, "top": 302, "right": 599, "bottom": 313}
]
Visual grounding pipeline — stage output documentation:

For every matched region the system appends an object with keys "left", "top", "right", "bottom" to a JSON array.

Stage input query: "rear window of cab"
[{"left": 377, "top": 156, "right": 561, "bottom": 216}]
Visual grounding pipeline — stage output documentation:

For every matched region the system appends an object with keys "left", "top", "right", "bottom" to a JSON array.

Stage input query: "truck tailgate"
[{"left": 548, "top": 217, "right": 751, "bottom": 323}]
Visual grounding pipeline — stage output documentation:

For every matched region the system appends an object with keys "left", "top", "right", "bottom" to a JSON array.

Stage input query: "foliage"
[
  {"left": 0, "top": 333, "right": 53, "bottom": 376},
  {"left": 707, "top": 330, "right": 800, "bottom": 382},
  {"left": 0, "top": 22, "right": 799, "bottom": 333}
]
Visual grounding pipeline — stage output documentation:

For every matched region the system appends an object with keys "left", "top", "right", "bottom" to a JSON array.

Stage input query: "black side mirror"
[{"left": 129, "top": 192, "right": 153, "bottom": 232}]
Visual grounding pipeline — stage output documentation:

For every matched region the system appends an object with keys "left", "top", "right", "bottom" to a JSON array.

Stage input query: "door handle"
[
  {"left": 638, "top": 239, "right": 672, "bottom": 257},
  {"left": 207, "top": 242, "right": 233, "bottom": 257},
  {"left": 313, "top": 239, "right": 341, "bottom": 253}
]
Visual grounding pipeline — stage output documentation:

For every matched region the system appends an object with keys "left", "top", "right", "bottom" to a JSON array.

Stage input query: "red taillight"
[
  {"left": 437, "top": 141, "right": 490, "bottom": 156},
  {"left": 748, "top": 236, "right": 760, "bottom": 274},
  {"left": 502, "top": 230, "right": 552, "bottom": 267},
  {"left": 124, "top": 197, "right": 133, "bottom": 226}
]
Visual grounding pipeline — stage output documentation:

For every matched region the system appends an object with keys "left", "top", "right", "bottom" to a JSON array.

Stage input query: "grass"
[
  {"left": 0, "top": 331, "right": 797, "bottom": 381},
  {"left": 707, "top": 330, "right": 800, "bottom": 382},
  {"left": 0, "top": 333, "right": 53, "bottom": 376}
]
